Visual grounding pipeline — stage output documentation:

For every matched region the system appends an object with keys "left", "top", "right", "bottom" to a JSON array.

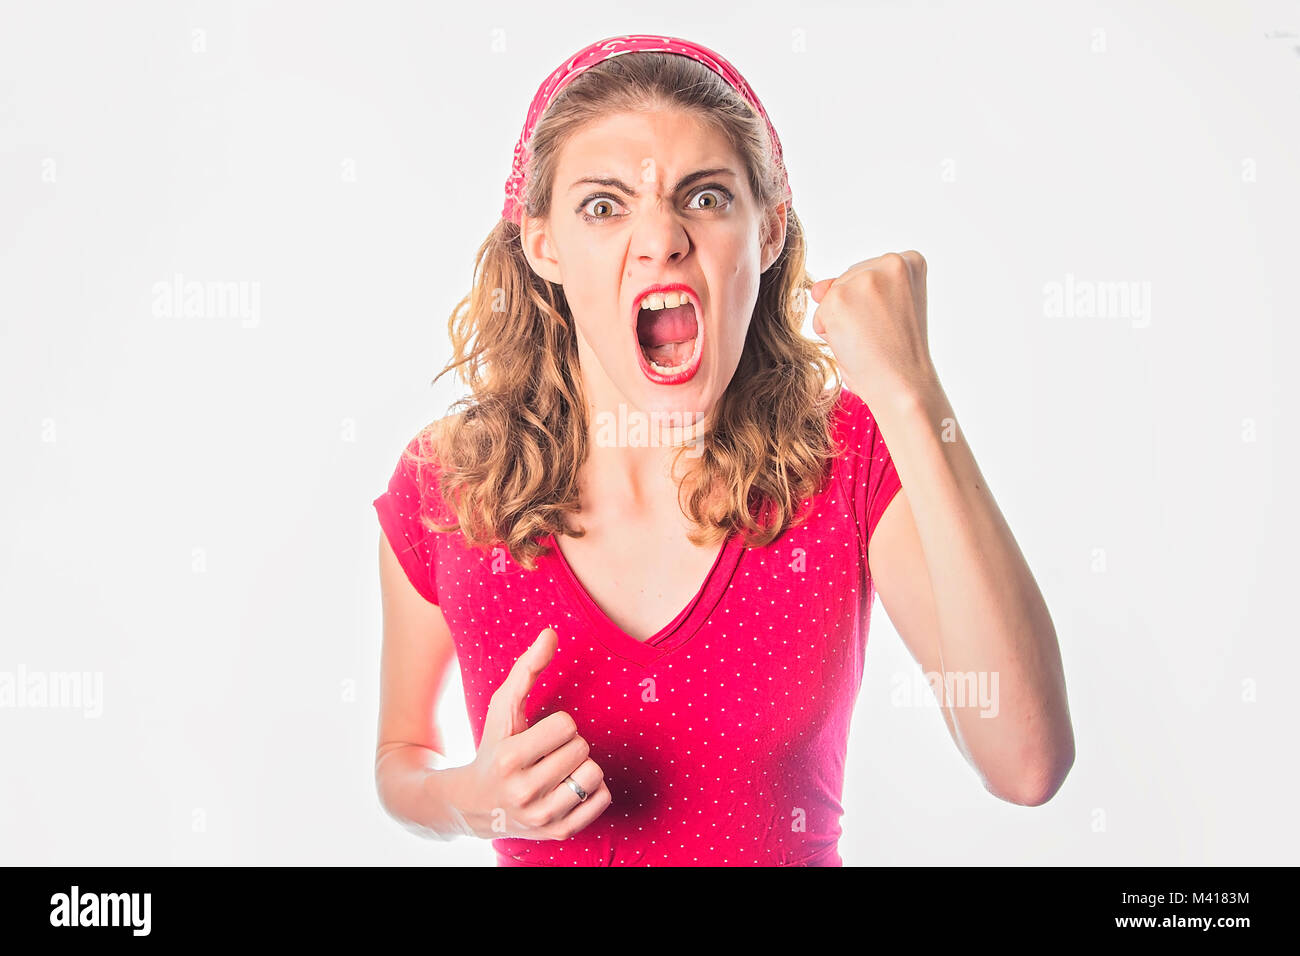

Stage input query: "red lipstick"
[{"left": 630, "top": 283, "right": 704, "bottom": 385}]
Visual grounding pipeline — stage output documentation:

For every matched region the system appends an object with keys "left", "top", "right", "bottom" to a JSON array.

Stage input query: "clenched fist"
[{"left": 810, "top": 250, "right": 938, "bottom": 408}]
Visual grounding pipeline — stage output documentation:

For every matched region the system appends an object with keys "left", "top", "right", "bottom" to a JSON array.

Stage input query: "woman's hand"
[
  {"left": 810, "top": 250, "right": 939, "bottom": 407},
  {"left": 443, "top": 627, "right": 612, "bottom": 840}
]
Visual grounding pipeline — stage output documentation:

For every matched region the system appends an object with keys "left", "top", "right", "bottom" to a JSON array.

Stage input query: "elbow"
[
  {"left": 374, "top": 760, "right": 396, "bottom": 820},
  {"left": 998, "top": 739, "right": 1075, "bottom": 807},
  {"left": 373, "top": 748, "right": 411, "bottom": 827}
]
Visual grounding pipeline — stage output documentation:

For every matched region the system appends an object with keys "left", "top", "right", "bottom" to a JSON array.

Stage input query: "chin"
[{"left": 637, "top": 388, "right": 715, "bottom": 439}]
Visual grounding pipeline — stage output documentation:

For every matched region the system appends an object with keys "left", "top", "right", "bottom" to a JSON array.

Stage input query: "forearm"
[
  {"left": 375, "top": 744, "right": 469, "bottom": 841},
  {"left": 874, "top": 381, "right": 1074, "bottom": 804}
]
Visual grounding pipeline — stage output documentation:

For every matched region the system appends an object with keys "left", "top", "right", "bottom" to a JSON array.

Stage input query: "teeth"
[
  {"left": 639, "top": 291, "right": 689, "bottom": 311},
  {"left": 648, "top": 356, "right": 691, "bottom": 374},
  {"left": 637, "top": 289, "right": 699, "bottom": 376}
]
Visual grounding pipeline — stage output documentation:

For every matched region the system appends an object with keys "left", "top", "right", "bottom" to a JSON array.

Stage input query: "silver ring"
[{"left": 563, "top": 775, "right": 588, "bottom": 801}]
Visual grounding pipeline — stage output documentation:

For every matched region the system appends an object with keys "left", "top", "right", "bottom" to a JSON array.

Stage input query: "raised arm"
[{"left": 812, "top": 251, "right": 1074, "bottom": 806}]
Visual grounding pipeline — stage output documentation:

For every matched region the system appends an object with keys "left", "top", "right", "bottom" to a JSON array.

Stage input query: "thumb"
[
  {"left": 809, "top": 277, "right": 835, "bottom": 304},
  {"left": 809, "top": 278, "right": 834, "bottom": 337},
  {"left": 482, "top": 626, "right": 559, "bottom": 745}
]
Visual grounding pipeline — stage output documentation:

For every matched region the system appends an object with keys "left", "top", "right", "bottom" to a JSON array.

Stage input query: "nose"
[{"left": 631, "top": 198, "right": 690, "bottom": 266}]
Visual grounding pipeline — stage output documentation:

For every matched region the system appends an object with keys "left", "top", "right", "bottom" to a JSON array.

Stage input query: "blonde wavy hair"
[{"left": 410, "top": 51, "right": 847, "bottom": 571}]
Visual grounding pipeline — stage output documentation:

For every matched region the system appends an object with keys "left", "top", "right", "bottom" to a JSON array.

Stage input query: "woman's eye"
[
  {"left": 582, "top": 196, "right": 622, "bottom": 220},
  {"left": 689, "top": 187, "right": 732, "bottom": 210}
]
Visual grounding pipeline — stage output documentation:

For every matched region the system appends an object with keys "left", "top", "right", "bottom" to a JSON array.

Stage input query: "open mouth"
[{"left": 633, "top": 287, "right": 703, "bottom": 384}]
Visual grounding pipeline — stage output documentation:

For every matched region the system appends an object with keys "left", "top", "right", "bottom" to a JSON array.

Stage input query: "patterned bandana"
[{"left": 500, "top": 34, "right": 792, "bottom": 224}]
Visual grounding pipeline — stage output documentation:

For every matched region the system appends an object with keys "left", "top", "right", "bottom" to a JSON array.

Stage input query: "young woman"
[{"left": 373, "top": 35, "right": 1074, "bottom": 866}]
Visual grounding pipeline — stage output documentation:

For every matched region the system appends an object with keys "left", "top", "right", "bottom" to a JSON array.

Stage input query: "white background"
[{"left": 2, "top": 0, "right": 1296, "bottom": 865}]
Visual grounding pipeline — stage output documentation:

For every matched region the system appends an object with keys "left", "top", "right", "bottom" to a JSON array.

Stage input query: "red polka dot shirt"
[{"left": 374, "top": 387, "right": 903, "bottom": 866}]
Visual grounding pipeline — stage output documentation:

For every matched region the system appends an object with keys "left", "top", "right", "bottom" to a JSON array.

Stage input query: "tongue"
[
  {"left": 645, "top": 339, "right": 693, "bottom": 367},
  {"left": 638, "top": 303, "right": 697, "bottom": 366}
]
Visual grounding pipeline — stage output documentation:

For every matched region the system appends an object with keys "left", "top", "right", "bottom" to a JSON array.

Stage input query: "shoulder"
[
  {"left": 395, "top": 415, "right": 457, "bottom": 524},
  {"left": 826, "top": 386, "right": 879, "bottom": 452},
  {"left": 399, "top": 416, "right": 443, "bottom": 464}
]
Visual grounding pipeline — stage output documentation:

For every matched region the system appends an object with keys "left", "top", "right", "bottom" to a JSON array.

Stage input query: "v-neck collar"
[{"left": 545, "top": 530, "right": 745, "bottom": 667}]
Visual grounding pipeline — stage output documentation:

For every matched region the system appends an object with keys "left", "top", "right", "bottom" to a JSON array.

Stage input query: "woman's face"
[{"left": 521, "top": 109, "right": 786, "bottom": 429}]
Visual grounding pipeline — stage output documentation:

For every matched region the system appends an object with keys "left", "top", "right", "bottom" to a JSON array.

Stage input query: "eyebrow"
[{"left": 568, "top": 167, "right": 738, "bottom": 196}]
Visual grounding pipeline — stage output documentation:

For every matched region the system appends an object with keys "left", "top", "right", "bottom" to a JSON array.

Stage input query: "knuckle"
[
  {"left": 861, "top": 267, "right": 888, "bottom": 291},
  {"left": 491, "top": 749, "right": 517, "bottom": 783},
  {"left": 517, "top": 804, "right": 545, "bottom": 829},
  {"left": 553, "top": 820, "right": 577, "bottom": 840},
  {"left": 502, "top": 777, "right": 530, "bottom": 809}
]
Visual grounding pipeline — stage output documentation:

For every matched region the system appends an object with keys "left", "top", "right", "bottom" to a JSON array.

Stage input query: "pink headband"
[{"left": 501, "top": 34, "right": 793, "bottom": 225}]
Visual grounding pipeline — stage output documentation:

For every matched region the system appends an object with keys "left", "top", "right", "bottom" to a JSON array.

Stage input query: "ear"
[
  {"left": 519, "top": 214, "right": 563, "bottom": 284},
  {"left": 760, "top": 201, "right": 788, "bottom": 274}
]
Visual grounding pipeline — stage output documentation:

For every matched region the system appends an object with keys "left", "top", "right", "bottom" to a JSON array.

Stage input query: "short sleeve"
[
  {"left": 372, "top": 434, "right": 442, "bottom": 605},
  {"left": 833, "top": 388, "right": 904, "bottom": 555}
]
